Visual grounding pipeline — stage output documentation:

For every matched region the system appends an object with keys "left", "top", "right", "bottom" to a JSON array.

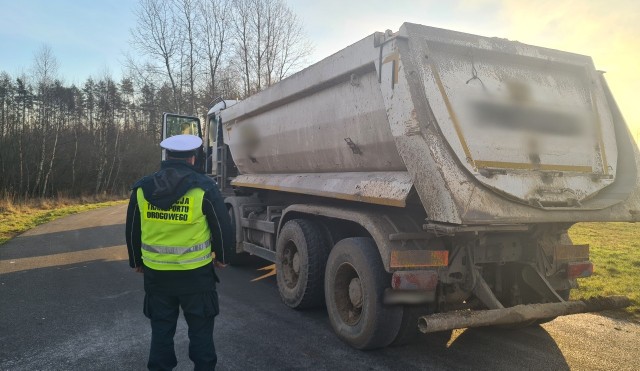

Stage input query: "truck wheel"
[
  {"left": 391, "top": 305, "right": 427, "bottom": 346},
  {"left": 276, "top": 219, "right": 330, "bottom": 309},
  {"left": 225, "top": 205, "right": 250, "bottom": 266},
  {"left": 391, "top": 305, "right": 451, "bottom": 347},
  {"left": 325, "top": 237, "right": 403, "bottom": 350}
]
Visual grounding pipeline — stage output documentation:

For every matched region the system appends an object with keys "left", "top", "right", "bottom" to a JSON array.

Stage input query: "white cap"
[{"left": 160, "top": 134, "right": 203, "bottom": 152}]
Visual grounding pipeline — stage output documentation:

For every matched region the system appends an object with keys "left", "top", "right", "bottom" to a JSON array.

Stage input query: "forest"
[{"left": 0, "top": 0, "right": 311, "bottom": 199}]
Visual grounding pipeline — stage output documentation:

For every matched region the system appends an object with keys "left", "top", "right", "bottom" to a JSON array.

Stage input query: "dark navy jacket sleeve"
[
  {"left": 202, "top": 186, "right": 235, "bottom": 264},
  {"left": 125, "top": 190, "right": 142, "bottom": 268}
]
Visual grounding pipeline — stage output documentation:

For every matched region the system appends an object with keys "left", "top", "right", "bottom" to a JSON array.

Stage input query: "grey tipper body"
[
  {"left": 168, "top": 22, "right": 638, "bottom": 350},
  {"left": 221, "top": 23, "right": 640, "bottom": 225}
]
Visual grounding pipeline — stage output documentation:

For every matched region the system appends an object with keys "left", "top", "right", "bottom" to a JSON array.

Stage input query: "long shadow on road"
[
  {"left": 0, "top": 259, "right": 147, "bottom": 370},
  {"left": 213, "top": 257, "right": 570, "bottom": 371},
  {"left": 0, "top": 224, "right": 125, "bottom": 260},
  {"left": 1, "top": 240, "right": 570, "bottom": 370},
  {"left": 375, "top": 326, "right": 569, "bottom": 370}
]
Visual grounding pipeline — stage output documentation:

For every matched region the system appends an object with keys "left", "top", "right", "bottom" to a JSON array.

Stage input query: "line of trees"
[
  {"left": 127, "top": 0, "right": 312, "bottom": 116},
  {"left": 0, "top": 0, "right": 311, "bottom": 199},
  {"left": 0, "top": 47, "right": 168, "bottom": 198}
]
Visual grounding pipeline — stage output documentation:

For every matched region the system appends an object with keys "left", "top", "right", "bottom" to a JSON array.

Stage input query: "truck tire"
[
  {"left": 276, "top": 219, "right": 330, "bottom": 309},
  {"left": 325, "top": 237, "right": 403, "bottom": 350},
  {"left": 391, "top": 305, "right": 451, "bottom": 347},
  {"left": 391, "top": 305, "right": 427, "bottom": 346}
]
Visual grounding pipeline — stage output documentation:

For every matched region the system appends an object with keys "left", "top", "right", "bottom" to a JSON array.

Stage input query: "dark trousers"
[{"left": 144, "top": 291, "right": 219, "bottom": 371}]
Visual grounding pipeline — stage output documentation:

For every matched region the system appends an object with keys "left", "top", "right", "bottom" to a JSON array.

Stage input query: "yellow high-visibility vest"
[{"left": 137, "top": 187, "right": 213, "bottom": 270}]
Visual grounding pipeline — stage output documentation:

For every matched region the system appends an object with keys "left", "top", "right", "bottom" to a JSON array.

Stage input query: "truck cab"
[{"left": 162, "top": 99, "right": 238, "bottom": 193}]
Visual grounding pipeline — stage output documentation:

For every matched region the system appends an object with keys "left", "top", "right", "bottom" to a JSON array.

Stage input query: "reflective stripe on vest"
[
  {"left": 142, "top": 253, "right": 213, "bottom": 266},
  {"left": 137, "top": 187, "right": 213, "bottom": 271},
  {"left": 141, "top": 240, "right": 211, "bottom": 255}
]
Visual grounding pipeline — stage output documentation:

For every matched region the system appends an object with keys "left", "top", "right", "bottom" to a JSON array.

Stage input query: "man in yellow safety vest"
[{"left": 125, "top": 134, "right": 234, "bottom": 370}]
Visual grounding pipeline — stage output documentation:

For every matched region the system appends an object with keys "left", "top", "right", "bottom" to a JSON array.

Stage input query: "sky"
[
  {"left": 0, "top": 0, "right": 638, "bottom": 141},
  {"left": 0, "top": 0, "right": 135, "bottom": 85}
]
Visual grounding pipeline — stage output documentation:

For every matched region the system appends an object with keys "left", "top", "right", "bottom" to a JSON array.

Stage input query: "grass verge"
[
  {"left": 0, "top": 196, "right": 127, "bottom": 245},
  {"left": 568, "top": 222, "right": 640, "bottom": 322}
]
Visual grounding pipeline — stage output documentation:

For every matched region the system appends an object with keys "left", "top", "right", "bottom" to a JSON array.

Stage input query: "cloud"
[
  {"left": 300, "top": 0, "right": 640, "bottom": 141},
  {"left": 489, "top": 0, "right": 640, "bottom": 139},
  {"left": 292, "top": 0, "right": 508, "bottom": 64}
]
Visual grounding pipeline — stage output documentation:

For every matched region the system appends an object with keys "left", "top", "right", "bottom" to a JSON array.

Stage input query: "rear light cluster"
[
  {"left": 567, "top": 261, "right": 593, "bottom": 279},
  {"left": 391, "top": 270, "right": 438, "bottom": 291}
]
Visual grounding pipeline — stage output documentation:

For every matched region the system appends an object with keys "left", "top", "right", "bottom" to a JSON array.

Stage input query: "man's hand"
[
  {"left": 134, "top": 266, "right": 144, "bottom": 273},
  {"left": 213, "top": 260, "right": 227, "bottom": 269}
]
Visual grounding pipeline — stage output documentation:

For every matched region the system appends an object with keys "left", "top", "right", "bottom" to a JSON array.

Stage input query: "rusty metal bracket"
[
  {"left": 521, "top": 264, "right": 565, "bottom": 302},
  {"left": 423, "top": 222, "right": 529, "bottom": 235},
  {"left": 242, "top": 241, "right": 276, "bottom": 262},
  {"left": 423, "top": 223, "right": 457, "bottom": 237},
  {"left": 470, "top": 264, "right": 504, "bottom": 310}
]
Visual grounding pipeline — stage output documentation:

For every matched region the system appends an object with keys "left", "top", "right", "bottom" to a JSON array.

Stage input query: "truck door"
[
  {"left": 206, "top": 114, "right": 220, "bottom": 176},
  {"left": 161, "top": 113, "right": 203, "bottom": 168}
]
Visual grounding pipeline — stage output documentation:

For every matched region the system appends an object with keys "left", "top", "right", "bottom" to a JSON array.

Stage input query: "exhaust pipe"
[{"left": 418, "top": 296, "right": 631, "bottom": 333}]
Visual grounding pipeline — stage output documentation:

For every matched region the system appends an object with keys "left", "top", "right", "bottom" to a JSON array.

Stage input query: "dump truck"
[{"left": 162, "top": 22, "right": 639, "bottom": 349}]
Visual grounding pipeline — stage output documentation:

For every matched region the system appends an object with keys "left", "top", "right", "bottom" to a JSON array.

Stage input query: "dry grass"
[{"left": 0, "top": 195, "right": 127, "bottom": 245}]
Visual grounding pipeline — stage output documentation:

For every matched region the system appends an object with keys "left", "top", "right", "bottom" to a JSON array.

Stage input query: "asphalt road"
[{"left": 0, "top": 205, "right": 638, "bottom": 371}]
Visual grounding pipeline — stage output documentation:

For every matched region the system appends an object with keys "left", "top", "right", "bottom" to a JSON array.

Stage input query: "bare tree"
[
  {"left": 250, "top": 0, "right": 266, "bottom": 91},
  {"left": 273, "top": 6, "right": 312, "bottom": 82},
  {"left": 232, "top": 0, "right": 253, "bottom": 96},
  {"left": 129, "top": 0, "right": 312, "bottom": 106},
  {"left": 0, "top": 61, "right": 174, "bottom": 199},
  {"left": 16, "top": 75, "right": 33, "bottom": 197},
  {"left": 175, "top": 0, "right": 200, "bottom": 115},
  {"left": 231, "top": 0, "right": 312, "bottom": 97},
  {"left": 131, "top": 0, "right": 182, "bottom": 111},
  {"left": 32, "top": 45, "right": 59, "bottom": 197},
  {"left": 198, "top": 0, "right": 230, "bottom": 99}
]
